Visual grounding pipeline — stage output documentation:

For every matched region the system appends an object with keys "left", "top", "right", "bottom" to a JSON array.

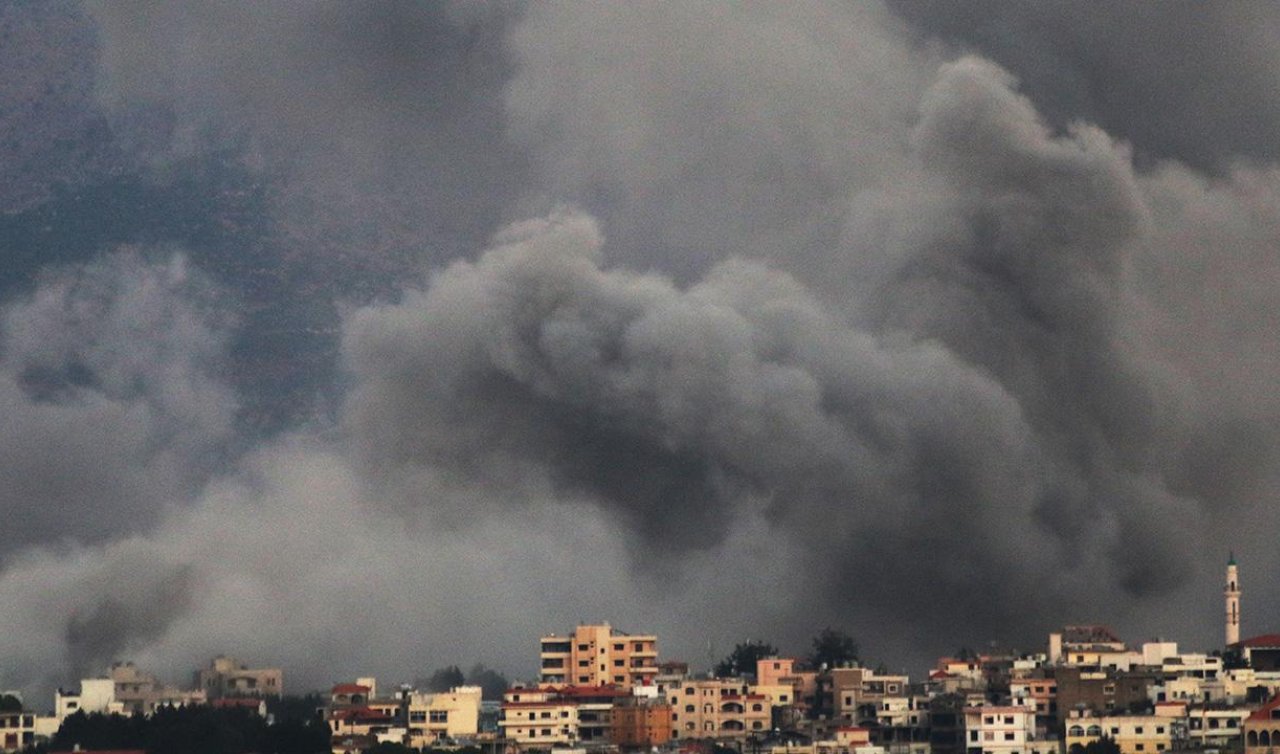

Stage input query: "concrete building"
[
  {"left": 406, "top": 686, "right": 482, "bottom": 747},
  {"left": 55, "top": 678, "right": 122, "bottom": 722},
  {"left": 1053, "top": 668, "right": 1158, "bottom": 725},
  {"left": 1244, "top": 696, "right": 1280, "bottom": 754},
  {"left": 194, "top": 655, "right": 283, "bottom": 699},
  {"left": 0, "top": 711, "right": 35, "bottom": 753},
  {"left": 666, "top": 678, "right": 770, "bottom": 741},
  {"left": 109, "top": 662, "right": 205, "bottom": 715},
  {"left": 500, "top": 686, "right": 583, "bottom": 747},
  {"left": 610, "top": 698, "right": 673, "bottom": 750},
  {"left": 963, "top": 705, "right": 1055, "bottom": 754},
  {"left": 540, "top": 624, "right": 659, "bottom": 690},
  {"left": 1065, "top": 712, "right": 1172, "bottom": 754}
]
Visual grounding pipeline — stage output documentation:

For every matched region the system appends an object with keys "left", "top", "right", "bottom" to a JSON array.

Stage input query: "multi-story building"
[
  {"left": 500, "top": 686, "right": 582, "bottom": 747},
  {"left": 194, "top": 655, "right": 283, "bottom": 699},
  {"left": 540, "top": 624, "right": 659, "bottom": 690},
  {"left": 827, "top": 667, "right": 909, "bottom": 724},
  {"left": 667, "top": 678, "right": 770, "bottom": 741},
  {"left": 757, "top": 657, "right": 818, "bottom": 719},
  {"left": 1053, "top": 668, "right": 1158, "bottom": 725},
  {"left": 1065, "top": 712, "right": 1172, "bottom": 754},
  {"left": 0, "top": 711, "right": 34, "bottom": 753},
  {"left": 406, "top": 686, "right": 482, "bottom": 747},
  {"left": 963, "top": 705, "right": 1056, "bottom": 754},
  {"left": 1244, "top": 696, "right": 1280, "bottom": 754},
  {"left": 1010, "top": 678, "right": 1057, "bottom": 733},
  {"left": 611, "top": 698, "right": 673, "bottom": 750},
  {"left": 107, "top": 662, "right": 206, "bottom": 715},
  {"left": 55, "top": 678, "right": 123, "bottom": 722}
]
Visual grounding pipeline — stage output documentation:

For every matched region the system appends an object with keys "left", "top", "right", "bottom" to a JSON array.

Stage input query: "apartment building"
[
  {"left": 406, "top": 686, "right": 482, "bottom": 747},
  {"left": 1065, "top": 713, "right": 1172, "bottom": 754},
  {"left": 963, "top": 705, "right": 1056, "bottom": 754},
  {"left": 0, "top": 712, "right": 34, "bottom": 753},
  {"left": 611, "top": 698, "right": 673, "bottom": 750},
  {"left": 500, "top": 687, "right": 582, "bottom": 747},
  {"left": 55, "top": 678, "right": 123, "bottom": 722},
  {"left": 107, "top": 662, "right": 206, "bottom": 715},
  {"left": 1243, "top": 695, "right": 1280, "bottom": 754},
  {"left": 194, "top": 655, "right": 283, "bottom": 699},
  {"left": 667, "top": 678, "right": 770, "bottom": 740},
  {"left": 540, "top": 624, "right": 658, "bottom": 690}
]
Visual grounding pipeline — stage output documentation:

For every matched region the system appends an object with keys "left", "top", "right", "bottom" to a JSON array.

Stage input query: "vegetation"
[
  {"left": 37, "top": 697, "right": 331, "bottom": 754},
  {"left": 715, "top": 640, "right": 779, "bottom": 677},
  {"left": 809, "top": 628, "right": 859, "bottom": 669},
  {"left": 0, "top": 694, "right": 22, "bottom": 712}
]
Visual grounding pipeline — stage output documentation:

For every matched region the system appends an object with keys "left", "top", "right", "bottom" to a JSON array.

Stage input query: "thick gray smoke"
[{"left": 2, "top": 0, "right": 1280, "bottom": 702}]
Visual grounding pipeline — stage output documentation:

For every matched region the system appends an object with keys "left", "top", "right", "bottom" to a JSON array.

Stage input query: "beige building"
[
  {"left": 666, "top": 678, "right": 770, "bottom": 741},
  {"left": 407, "top": 686, "right": 482, "bottom": 747},
  {"left": 109, "top": 662, "right": 206, "bottom": 715},
  {"left": 540, "top": 623, "right": 658, "bottom": 689},
  {"left": 1244, "top": 696, "right": 1280, "bottom": 754},
  {"left": 195, "top": 655, "right": 283, "bottom": 699},
  {"left": 1065, "top": 713, "right": 1172, "bottom": 754},
  {"left": 0, "top": 711, "right": 35, "bottom": 753},
  {"left": 500, "top": 687, "right": 582, "bottom": 747}
]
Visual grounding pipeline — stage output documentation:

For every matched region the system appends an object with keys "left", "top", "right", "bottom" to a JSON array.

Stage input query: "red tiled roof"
[
  {"left": 331, "top": 683, "right": 372, "bottom": 695},
  {"left": 329, "top": 706, "right": 393, "bottom": 723},
  {"left": 1248, "top": 696, "right": 1280, "bottom": 721},
  {"left": 1234, "top": 634, "right": 1280, "bottom": 649}
]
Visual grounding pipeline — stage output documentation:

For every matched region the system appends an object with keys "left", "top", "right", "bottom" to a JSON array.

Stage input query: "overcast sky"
[{"left": 2, "top": 1, "right": 1280, "bottom": 702}]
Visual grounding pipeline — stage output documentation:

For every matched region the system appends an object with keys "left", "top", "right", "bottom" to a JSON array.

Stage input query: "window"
[
  {"left": 1156, "top": 727, "right": 1165, "bottom": 734},
  {"left": 429, "top": 711, "right": 448, "bottom": 723},
  {"left": 410, "top": 712, "right": 426, "bottom": 723},
  {"left": 614, "top": 644, "right": 625, "bottom": 651},
  {"left": 1004, "top": 733, "right": 1015, "bottom": 741},
  {"left": 614, "top": 660, "right": 625, "bottom": 667},
  {"left": 685, "top": 705, "right": 695, "bottom": 713},
  {"left": 970, "top": 732, "right": 979, "bottom": 742},
  {"left": 1135, "top": 745, "right": 1144, "bottom": 752},
  {"left": 1004, "top": 716, "right": 1014, "bottom": 724}
]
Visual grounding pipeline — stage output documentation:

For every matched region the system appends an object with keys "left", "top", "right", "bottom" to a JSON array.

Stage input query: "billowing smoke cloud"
[
  {"left": 0, "top": 253, "right": 237, "bottom": 558},
  {"left": 2, "top": 0, "right": 1280, "bottom": 704}
]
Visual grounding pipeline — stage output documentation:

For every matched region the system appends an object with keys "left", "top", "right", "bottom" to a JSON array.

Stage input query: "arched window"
[
  {"left": 1247, "top": 731, "right": 1258, "bottom": 746},
  {"left": 1260, "top": 730, "right": 1271, "bottom": 746},
  {"left": 1069, "top": 727, "right": 1084, "bottom": 737},
  {"left": 1087, "top": 726, "right": 1102, "bottom": 737}
]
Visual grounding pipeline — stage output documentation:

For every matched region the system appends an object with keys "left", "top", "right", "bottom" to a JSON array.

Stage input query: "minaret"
[{"left": 1225, "top": 553, "right": 1241, "bottom": 646}]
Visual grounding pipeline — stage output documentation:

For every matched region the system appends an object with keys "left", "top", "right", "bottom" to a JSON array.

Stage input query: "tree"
[
  {"left": 809, "top": 628, "right": 859, "bottom": 669},
  {"left": 365, "top": 743, "right": 416, "bottom": 754},
  {"left": 425, "top": 665, "right": 466, "bottom": 692},
  {"left": 466, "top": 663, "right": 509, "bottom": 700},
  {"left": 1083, "top": 738, "right": 1122, "bottom": 754},
  {"left": 0, "top": 695, "right": 21, "bottom": 712},
  {"left": 715, "top": 640, "right": 778, "bottom": 678}
]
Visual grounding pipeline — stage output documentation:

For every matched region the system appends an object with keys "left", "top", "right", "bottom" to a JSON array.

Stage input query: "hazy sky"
[{"left": 2, "top": 1, "right": 1280, "bottom": 702}]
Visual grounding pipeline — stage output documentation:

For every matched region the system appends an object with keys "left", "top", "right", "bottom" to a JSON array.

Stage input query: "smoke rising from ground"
[{"left": 1, "top": 1, "right": 1280, "bottom": 700}]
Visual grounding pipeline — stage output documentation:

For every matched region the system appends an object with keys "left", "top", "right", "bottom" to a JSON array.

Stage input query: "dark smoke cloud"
[
  {"left": 2, "top": 0, "right": 1280, "bottom": 703},
  {"left": 885, "top": 0, "right": 1280, "bottom": 171},
  {"left": 0, "top": 253, "right": 237, "bottom": 559}
]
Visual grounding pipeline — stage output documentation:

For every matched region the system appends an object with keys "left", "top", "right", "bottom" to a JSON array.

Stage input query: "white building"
[
  {"left": 55, "top": 678, "right": 123, "bottom": 722},
  {"left": 964, "top": 705, "right": 1057, "bottom": 754}
]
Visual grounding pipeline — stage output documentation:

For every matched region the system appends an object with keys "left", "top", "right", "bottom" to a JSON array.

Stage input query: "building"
[
  {"left": 55, "top": 678, "right": 122, "bottom": 722},
  {"left": 1053, "top": 668, "right": 1158, "bottom": 725},
  {"left": 666, "top": 678, "right": 771, "bottom": 741},
  {"left": 610, "top": 697, "right": 673, "bottom": 750},
  {"left": 109, "top": 662, "right": 205, "bottom": 715},
  {"left": 0, "top": 711, "right": 35, "bottom": 753},
  {"left": 540, "top": 623, "right": 659, "bottom": 690},
  {"left": 500, "top": 686, "right": 583, "bottom": 747},
  {"left": 1065, "top": 712, "right": 1172, "bottom": 754},
  {"left": 1227, "top": 555, "right": 1242, "bottom": 647},
  {"left": 1244, "top": 695, "right": 1280, "bottom": 754},
  {"left": 406, "top": 686, "right": 482, "bottom": 747},
  {"left": 194, "top": 655, "right": 283, "bottom": 699},
  {"left": 963, "top": 705, "right": 1056, "bottom": 754}
]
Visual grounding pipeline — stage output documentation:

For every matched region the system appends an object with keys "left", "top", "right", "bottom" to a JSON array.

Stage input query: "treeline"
[
  {"left": 27, "top": 695, "right": 330, "bottom": 754},
  {"left": 714, "top": 627, "right": 861, "bottom": 677}
]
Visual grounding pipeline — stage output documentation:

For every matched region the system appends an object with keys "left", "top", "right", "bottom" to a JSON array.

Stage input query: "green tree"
[
  {"left": 466, "top": 663, "right": 509, "bottom": 700},
  {"left": 715, "top": 640, "right": 778, "bottom": 678},
  {"left": 365, "top": 742, "right": 416, "bottom": 754},
  {"left": 425, "top": 665, "right": 466, "bottom": 692},
  {"left": 0, "top": 694, "right": 21, "bottom": 712},
  {"left": 809, "top": 628, "right": 859, "bottom": 669},
  {"left": 1083, "top": 738, "right": 1122, "bottom": 754}
]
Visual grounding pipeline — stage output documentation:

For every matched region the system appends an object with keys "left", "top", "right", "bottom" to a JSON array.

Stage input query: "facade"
[
  {"left": 666, "top": 679, "right": 770, "bottom": 740},
  {"left": 540, "top": 624, "right": 659, "bottom": 690},
  {"left": 55, "top": 678, "right": 122, "bottom": 722},
  {"left": 0, "top": 712, "right": 34, "bottom": 753},
  {"left": 109, "top": 662, "right": 205, "bottom": 715},
  {"left": 406, "top": 685, "right": 482, "bottom": 747},
  {"left": 500, "top": 687, "right": 581, "bottom": 747},
  {"left": 963, "top": 706, "right": 1056, "bottom": 754},
  {"left": 610, "top": 699, "right": 673, "bottom": 750},
  {"left": 194, "top": 655, "right": 283, "bottom": 699},
  {"left": 1065, "top": 713, "right": 1172, "bottom": 754},
  {"left": 1243, "top": 696, "right": 1280, "bottom": 754}
]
